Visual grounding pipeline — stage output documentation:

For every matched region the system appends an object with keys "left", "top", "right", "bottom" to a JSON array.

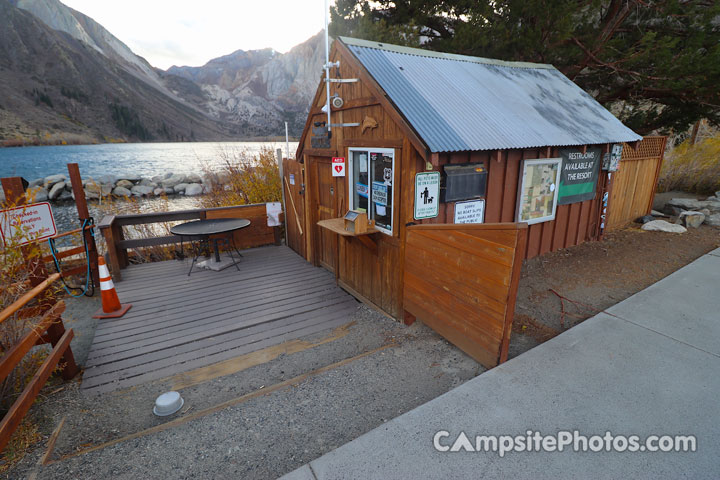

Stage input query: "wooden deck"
[{"left": 82, "top": 246, "right": 358, "bottom": 394}]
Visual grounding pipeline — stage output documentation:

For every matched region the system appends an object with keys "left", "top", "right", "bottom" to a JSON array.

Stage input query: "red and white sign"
[
  {"left": 0, "top": 202, "right": 57, "bottom": 246},
  {"left": 332, "top": 157, "right": 346, "bottom": 177}
]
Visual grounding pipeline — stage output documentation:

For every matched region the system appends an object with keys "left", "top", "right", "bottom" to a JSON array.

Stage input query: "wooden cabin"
[{"left": 290, "top": 37, "right": 642, "bottom": 321}]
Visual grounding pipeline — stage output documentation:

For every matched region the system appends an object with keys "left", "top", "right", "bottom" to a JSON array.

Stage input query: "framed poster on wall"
[{"left": 516, "top": 158, "right": 562, "bottom": 225}]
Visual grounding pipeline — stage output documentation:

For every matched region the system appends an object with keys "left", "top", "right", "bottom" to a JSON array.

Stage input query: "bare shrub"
[{"left": 199, "top": 146, "right": 282, "bottom": 208}]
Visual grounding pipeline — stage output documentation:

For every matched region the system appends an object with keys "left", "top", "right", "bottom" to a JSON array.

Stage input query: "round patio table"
[{"left": 171, "top": 218, "right": 251, "bottom": 275}]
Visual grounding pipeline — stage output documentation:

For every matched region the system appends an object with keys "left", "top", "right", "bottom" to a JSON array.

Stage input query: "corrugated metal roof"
[{"left": 341, "top": 37, "right": 642, "bottom": 153}]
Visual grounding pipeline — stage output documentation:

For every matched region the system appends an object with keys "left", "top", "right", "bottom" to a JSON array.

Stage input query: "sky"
[{"left": 60, "top": 0, "right": 332, "bottom": 69}]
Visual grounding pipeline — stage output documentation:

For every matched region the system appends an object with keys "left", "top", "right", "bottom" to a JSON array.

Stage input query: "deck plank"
[{"left": 81, "top": 246, "right": 359, "bottom": 394}]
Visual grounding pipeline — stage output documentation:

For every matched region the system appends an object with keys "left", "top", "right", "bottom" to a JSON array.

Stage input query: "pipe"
[{"left": 325, "top": 0, "right": 331, "bottom": 131}]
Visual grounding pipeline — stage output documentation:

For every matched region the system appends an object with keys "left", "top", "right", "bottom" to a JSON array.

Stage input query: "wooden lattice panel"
[{"left": 621, "top": 136, "right": 667, "bottom": 161}]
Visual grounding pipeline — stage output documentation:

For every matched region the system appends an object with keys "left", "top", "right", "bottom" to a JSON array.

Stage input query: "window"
[{"left": 348, "top": 148, "right": 395, "bottom": 235}]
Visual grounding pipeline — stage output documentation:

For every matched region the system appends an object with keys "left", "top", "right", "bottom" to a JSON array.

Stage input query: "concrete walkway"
[{"left": 283, "top": 247, "right": 720, "bottom": 480}]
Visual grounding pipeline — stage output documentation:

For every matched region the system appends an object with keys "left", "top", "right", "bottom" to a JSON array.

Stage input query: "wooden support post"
[
  {"left": 67, "top": 163, "right": 100, "bottom": 287},
  {"left": 45, "top": 321, "right": 78, "bottom": 380}
]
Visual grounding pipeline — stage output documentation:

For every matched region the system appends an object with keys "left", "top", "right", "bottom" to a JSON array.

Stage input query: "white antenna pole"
[
  {"left": 324, "top": 0, "right": 331, "bottom": 131},
  {"left": 285, "top": 121, "right": 290, "bottom": 160}
]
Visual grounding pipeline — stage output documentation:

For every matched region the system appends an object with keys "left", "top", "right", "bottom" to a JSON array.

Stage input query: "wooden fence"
[
  {"left": 607, "top": 136, "right": 667, "bottom": 230},
  {"left": 0, "top": 175, "right": 82, "bottom": 452},
  {"left": 99, "top": 203, "right": 283, "bottom": 279},
  {"left": 403, "top": 223, "right": 527, "bottom": 368}
]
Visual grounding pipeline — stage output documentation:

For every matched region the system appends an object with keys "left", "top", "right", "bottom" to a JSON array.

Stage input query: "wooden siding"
[
  {"left": 606, "top": 136, "right": 667, "bottom": 230},
  {"left": 205, "top": 204, "right": 279, "bottom": 250},
  {"left": 82, "top": 246, "right": 358, "bottom": 394},
  {"left": 403, "top": 223, "right": 527, "bottom": 367},
  {"left": 294, "top": 39, "right": 622, "bottom": 320},
  {"left": 429, "top": 146, "right": 610, "bottom": 259}
]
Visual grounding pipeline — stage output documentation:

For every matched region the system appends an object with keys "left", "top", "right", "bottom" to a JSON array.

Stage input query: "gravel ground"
[
  {"left": 8, "top": 305, "right": 481, "bottom": 479},
  {"left": 6, "top": 220, "right": 719, "bottom": 479}
]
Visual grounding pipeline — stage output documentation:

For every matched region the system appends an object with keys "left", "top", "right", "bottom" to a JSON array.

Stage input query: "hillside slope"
[{"left": 0, "top": 0, "right": 232, "bottom": 144}]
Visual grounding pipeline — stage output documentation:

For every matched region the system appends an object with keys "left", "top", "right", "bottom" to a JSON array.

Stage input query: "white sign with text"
[
  {"left": 414, "top": 172, "right": 440, "bottom": 220},
  {"left": 0, "top": 202, "right": 57, "bottom": 246},
  {"left": 453, "top": 199, "right": 485, "bottom": 224},
  {"left": 332, "top": 157, "right": 346, "bottom": 177}
]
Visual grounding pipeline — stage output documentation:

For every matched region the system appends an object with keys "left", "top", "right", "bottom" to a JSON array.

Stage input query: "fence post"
[
  {"left": 67, "top": 163, "right": 100, "bottom": 288},
  {"left": 277, "top": 148, "right": 288, "bottom": 246}
]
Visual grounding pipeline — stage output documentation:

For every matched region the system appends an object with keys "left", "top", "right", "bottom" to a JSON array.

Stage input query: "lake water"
[
  {"left": 0, "top": 141, "right": 298, "bottom": 180},
  {"left": 0, "top": 141, "right": 297, "bottom": 236}
]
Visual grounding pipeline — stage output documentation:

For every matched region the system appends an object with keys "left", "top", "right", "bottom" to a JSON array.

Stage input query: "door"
[
  {"left": 312, "top": 156, "right": 338, "bottom": 272},
  {"left": 283, "top": 158, "right": 306, "bottom": 258}
]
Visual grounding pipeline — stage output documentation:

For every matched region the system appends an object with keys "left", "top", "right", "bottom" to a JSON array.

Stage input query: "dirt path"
[{"left": 510, "top": 224, "right": 720, "bottom": 356}]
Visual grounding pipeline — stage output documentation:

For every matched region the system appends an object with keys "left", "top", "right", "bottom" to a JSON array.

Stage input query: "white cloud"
[{"left": 60, "top": 0, "right": 332, "bottom": 69}]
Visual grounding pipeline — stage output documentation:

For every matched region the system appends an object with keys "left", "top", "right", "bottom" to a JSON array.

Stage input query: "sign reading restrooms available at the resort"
[
  {"left": 557, "top": 147, "right": 602, "bottom": 205},
  {"left": 0, "top": 202, "right": 57, "bottom": 246}
]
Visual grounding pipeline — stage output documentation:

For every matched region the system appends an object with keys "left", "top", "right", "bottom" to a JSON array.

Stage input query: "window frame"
[{"left": 347, "top": 147, "right": 396, "bottom": 236}]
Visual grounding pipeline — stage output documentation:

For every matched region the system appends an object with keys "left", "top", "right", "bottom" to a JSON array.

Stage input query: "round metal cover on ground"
[
  {"left": 170, "top": 218, "right": 250, "bottom": 237},
  {"left": 153, "top": 391, "right": 184, "bottom": 417}
]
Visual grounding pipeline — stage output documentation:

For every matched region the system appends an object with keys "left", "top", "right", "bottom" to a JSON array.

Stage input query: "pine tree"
[{"left": 330, "top": 0, "right": 720, "bottom": 134}]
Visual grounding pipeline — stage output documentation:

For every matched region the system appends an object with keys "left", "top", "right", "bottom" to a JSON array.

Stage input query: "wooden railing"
[
  {"left": 98, "top": 203, "right": 283, "bottom": 279},
  {"left": 0, "top": 273, "right": 78, "bottom": 452}
]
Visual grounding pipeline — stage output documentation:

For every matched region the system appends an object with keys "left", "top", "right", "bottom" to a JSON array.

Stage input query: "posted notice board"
[
  {"left": 414, "top": 172, "right": 440, "bottom": 220},
  {"left": 557, "top": 147, "right": 602, "bottom": 205},
  {"left": 0, "top": 202, "right": 57, "bottom": 246}
]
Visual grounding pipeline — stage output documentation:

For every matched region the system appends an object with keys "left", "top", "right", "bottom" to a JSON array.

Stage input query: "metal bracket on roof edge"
[
  {"left": 330, "top": 123, "right": 361, "bottom": 128},
  {"left": 324, "top": 78, "right": 359, "bottom": 83}
]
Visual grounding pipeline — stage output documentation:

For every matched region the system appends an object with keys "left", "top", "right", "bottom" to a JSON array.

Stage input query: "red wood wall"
[{"left": 424, "top": 145, "right": 610, "bottom": 259}]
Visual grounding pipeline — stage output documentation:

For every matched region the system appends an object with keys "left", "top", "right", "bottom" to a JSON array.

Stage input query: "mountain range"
[{"left": 0, "top": 0, "right": 324, "bottom": 144}]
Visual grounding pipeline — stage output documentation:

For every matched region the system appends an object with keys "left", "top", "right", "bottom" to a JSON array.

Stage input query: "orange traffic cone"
[{"left": 93, "top": 256, "right": 132, "bottom": 319}]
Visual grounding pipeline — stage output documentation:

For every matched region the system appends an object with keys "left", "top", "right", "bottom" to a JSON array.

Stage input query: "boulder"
[
  {"left": 161, "top": 174, "right": 186, "bottom": 188},
  {"left": 116, "top": 179, "right": 134, "bottom": 189},
  {"left": 44, "top": 174, "right": 66, "bottom": 186},
  {"left": 57, "top": 190, "right": 73, "bottom": 201},
  {"left": 84, "top": 182, "right": 102, "bottom": 194},
  {"left": 119, "top": 174, "right": 143, "bottom": 182},
  {"left": 184, "top": 183, "right": 204, "bottom": 196},
  {"left": 153, "top": 187, "right": 165, "bottom": 196},
  {"left": 678, "top": 211, "right": 705, "bottom": 228},
  {"left": 650, "top": 210, "right": 668, "bottom": 218},
  {"left": 151, "top": 175, "right": 164, "bottom": 183},
  {"left": 138, "top": 178, "right": 156, "bottom": 187},
  {"left": 96, "top": 174, "right": 116, "bottom": 185},
  {"left": 634, "top": 214, "right": 655, "bottom": 224},
  {"left": 642, "top": 220, "right": 687, "bottom": 233},
  {"left": 28, "top": 178, "right": 44, "bottom": 188},
  {"left": 705, "top": 213, "right": 720, "bottom": 227},
  {"left": 113, "top": 186, "right": 131, "bottom": 197},
  {"left": 164, "top": 187, "right": 174, "bottom": 195},
  {"left": 186, "top": 173, "right": 202, "bottom": 184},
  {"left": 28, "top": 186, "right": 48, "bottom": 202},
  {"left": 173, "top": 182, "right": 189, "bottom": 194},
  {"left": 131, "top": 185, "right": 155, "bottom": 197},
  {"left": 83, "top": 189, "right": 100, "bottom": 200},
  {"left": 48, "top": 182, "right": 66, "bottom": 200},
  {"left": 716, "top": 191, "right": 720, "bottom": 199}
]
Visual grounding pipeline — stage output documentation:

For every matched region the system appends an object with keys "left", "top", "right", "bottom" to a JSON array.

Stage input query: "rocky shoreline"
[{"left": 4, "top": 172, "right": 213, "bottom": 203}]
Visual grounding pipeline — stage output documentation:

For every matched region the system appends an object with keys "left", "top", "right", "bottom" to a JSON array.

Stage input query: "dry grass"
[
  {"left": 0, "top": 417, "right": 42, "bottom": 473},
  {"left": 199, "top": 145, "right": 282, "bottom": 208},
  {"left": 658, "top": 136, "right": 720, "bottom": 194}
]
